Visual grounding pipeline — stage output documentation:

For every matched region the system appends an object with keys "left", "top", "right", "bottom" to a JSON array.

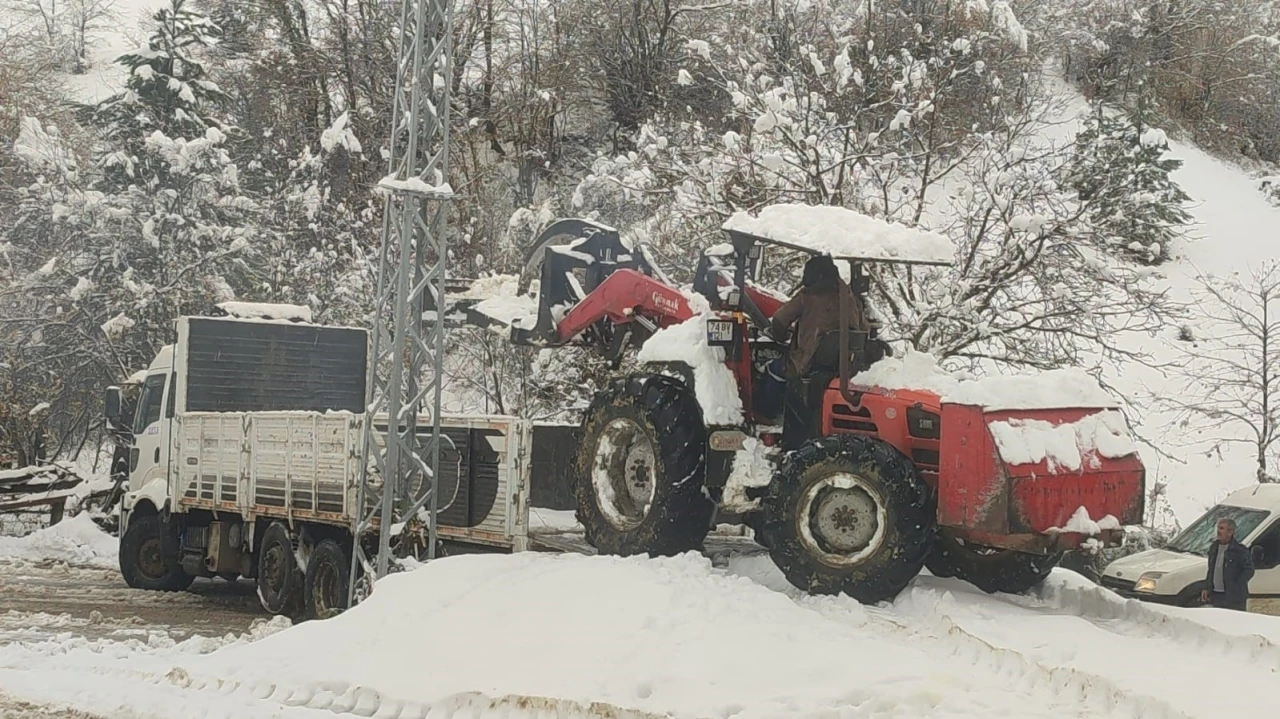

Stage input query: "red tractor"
[{"left": 468, "top": 203, "right": 1145, "bottom": 603}]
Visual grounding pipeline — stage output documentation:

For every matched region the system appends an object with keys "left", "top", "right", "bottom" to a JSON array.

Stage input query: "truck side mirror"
[{"left": 105, "top": 386, "right": 122, "bottom": 423}]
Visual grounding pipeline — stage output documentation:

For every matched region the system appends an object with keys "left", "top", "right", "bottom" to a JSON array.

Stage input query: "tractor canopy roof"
[{"left": 721, "top": 204, "right": 955, "bottom": 266}]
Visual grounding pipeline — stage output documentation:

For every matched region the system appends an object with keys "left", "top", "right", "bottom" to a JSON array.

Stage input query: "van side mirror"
[
  {"left": 1251, "top": 544, "right": 1271, "bottom": 568},
  {"left": 105, "top": 386, "right": 122, "bottom": 424}
]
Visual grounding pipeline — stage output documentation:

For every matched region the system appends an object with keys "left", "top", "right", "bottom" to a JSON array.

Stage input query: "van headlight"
[{"left": 1134, "top": 572, "right": 1165, "bottom": 593}]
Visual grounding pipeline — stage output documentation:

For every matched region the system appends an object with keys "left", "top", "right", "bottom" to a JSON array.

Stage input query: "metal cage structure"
[{"left": 349, "top": 0, "right": 455, "bottom": 605}]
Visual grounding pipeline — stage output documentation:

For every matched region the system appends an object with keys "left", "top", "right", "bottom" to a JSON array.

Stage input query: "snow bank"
[
  {"left": 636, "top": 315, "right": 743, "bottom": 424},
  {"left": 0, "top": 514, "right": 117, "bottom": 569},
  {"left": 852, "top": 350, "right": 1120, "bottom": 411},
  {"left": 989, "top": 410, "right": 1137, "bottom": 471},
  {"left": 722, "top": 204, "right": 955, "bottom": 265},
  {"left": 192, "top": 552, "right": 1066, "bottom": 718},
  {"left": 216, "top": 301, "right": 312, "bottom": 323}
]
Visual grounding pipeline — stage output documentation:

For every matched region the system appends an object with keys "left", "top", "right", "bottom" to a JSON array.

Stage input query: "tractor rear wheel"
[
  {"left": 763, "top": 435, "right": 935, "bottom": 604},
  {"left": 574, "top": 375, "right": 713, "bottom": 556},
  {"left": 925, "top": 533, "right": 1060, "bottom": 594}
]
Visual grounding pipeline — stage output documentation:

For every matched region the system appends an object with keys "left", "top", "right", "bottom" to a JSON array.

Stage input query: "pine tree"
[
  {"left": 1068, "top": 102, "right": 1192, "bottom": 265},
  {"left": 73, "top": 0, "right": 256, "bottom": 357},
  {"left": 93, "top": 0, "right": 227, "bottom": 188}
]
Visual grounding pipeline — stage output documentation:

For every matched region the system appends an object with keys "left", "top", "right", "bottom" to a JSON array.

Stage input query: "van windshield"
[{"left": 1166, "top": 504, "right": 1270, "bottom": 556}]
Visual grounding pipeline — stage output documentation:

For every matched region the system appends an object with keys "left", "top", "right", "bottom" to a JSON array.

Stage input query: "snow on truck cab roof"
[{"left": 721, "top": 204, "right": 956, "bottom": 266}]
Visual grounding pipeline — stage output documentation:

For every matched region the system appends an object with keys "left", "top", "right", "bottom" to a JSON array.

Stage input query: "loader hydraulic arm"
[{"left": 555, "top": 269, "right": 697, "bottom": 343}]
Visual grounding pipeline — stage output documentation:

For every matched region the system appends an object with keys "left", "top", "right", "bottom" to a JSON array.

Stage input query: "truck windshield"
[
  {"left": 1165, "top": 504, "right": 1270, "bottom": 556},
  {"left": 133, "top": 374, "right": 167, "bottom": 432}
]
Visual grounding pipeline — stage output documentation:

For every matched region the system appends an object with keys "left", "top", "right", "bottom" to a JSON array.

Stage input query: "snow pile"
[
  {"left": 721, "top": 204, "right": 955, "bottom": 265},
  {"left": 188, "top": 552, "right": 1067, "bottom": 718},
  {"left": 1046, "top": 506, "right": 1122, "bottom": 535},
  {"left": 528, "top": 508, "right": 581, "bottom": 534},
  {"left": 456, "top": 274, "right": 519, "bottom": 300},
  {"left": 0, "top": 514, "right": 118, "bottom": 568},
  {"left": 721, "top": 437, "right": 777, "bottom": 512},
  {"left": 376, "top": 175, "right": 455, "bottom": 198},
  {"left": 215, "top": 301, "right": 312, "bottom": 323},
  {"left": 636, "top": 315, "right": 743, "bottom": 424},
  {"left": 852, "top": 350, "right": 1121, "bottom": 411},
  {"left": 457, "top": 274, "right": 538, "bottom": 328},
  {"left": 988, "top": 410, "right": 1137, "bottom": 471},
  {"left": 319, "top": 111, "right": 362, "bottom": 154}
]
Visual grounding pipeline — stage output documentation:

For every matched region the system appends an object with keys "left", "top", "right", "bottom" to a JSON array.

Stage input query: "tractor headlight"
[{"left": 1134, "top": 572, "right": 1164, "bottom": 593}]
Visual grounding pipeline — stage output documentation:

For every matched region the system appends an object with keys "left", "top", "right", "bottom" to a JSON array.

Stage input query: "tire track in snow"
[
  {"left": 959, "top": 575, "right": 1280, "bottom": 673},
  {"left": 726, "top": 557, "right": 1189, "bottom": 719},
  {"left": 716, "top": 577, "right": 1183, "bottom": 719},
  {"left": 4, "top": 657, "right": 690, "bottom": 719}
]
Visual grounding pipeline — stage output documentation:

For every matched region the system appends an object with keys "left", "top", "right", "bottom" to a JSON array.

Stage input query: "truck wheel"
[
  {"left": 256, "top": 522, "right": 303, "bottom": 617},
  {"left": 925, "top": 533, "right": 1060, "bottom": 594},
  {"left": 574, "top": 375, "right": 713, "bottom": 557},
  {"left": 762, "top": 435, "right": 935, "bottom": 603},
  {"left": 119, "top": 515, "right": 193, "bottom": 591},
  {"left": 304, "top": 539, "right": 351, "bottom": 620}
]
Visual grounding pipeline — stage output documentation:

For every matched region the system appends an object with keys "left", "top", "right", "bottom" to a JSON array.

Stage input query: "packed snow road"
[{"left": 3, "top": 544, "right": 1280, "bottom": 719}]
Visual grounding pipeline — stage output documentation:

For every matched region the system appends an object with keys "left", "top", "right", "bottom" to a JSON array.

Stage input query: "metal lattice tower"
[{"left": 349, "top": 0, "right": 454, "bottom": 605}]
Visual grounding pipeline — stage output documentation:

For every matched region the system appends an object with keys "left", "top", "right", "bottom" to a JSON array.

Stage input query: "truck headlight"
[{"left": 1134, "top": 572, "right": 1164, "bottom": 593}]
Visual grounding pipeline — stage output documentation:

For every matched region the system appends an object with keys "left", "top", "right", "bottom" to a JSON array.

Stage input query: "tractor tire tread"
[
  {"left": 925, "top": 533, "right": 1060, "bottom": 595},
  {"left": 762, "top": 434, "right": 936, "bottom": 603},
  {"left": 574, "top": 374, "right": 713, "bottom": 557}
]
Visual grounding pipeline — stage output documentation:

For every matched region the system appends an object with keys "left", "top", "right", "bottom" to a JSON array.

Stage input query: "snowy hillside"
[
  {"left": 1044, "top": 81, "right": 1280, "bottom": 525},
  {"left": 59, "top": 0, "right": 169, "bottom": 105},
  {"left": 2, "top": 550, "right": 1279, "bottom": 718}
]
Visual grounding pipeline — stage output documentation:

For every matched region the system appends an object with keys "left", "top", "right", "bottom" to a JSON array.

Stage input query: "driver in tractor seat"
[{"left": 770, "top": 255, "right": 872, "bottom": 451}]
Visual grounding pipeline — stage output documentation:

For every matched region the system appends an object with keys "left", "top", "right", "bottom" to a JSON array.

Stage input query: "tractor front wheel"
[
  {"left": 763, "top": 435, "right": 935, "bottom": 604},
  {"left": 574, "top": 375, "right": 713, "bottom": 556},
  {"left": 925, "top": 533, "right": 1060, "bottom": 595}
]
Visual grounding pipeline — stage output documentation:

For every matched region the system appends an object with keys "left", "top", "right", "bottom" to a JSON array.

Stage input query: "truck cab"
[
  {"left": 1101, "top": 484, "right": 1280, "bottom": 612},
  {"left": 111, "top": 346, "right": 176, "bottom": 523}
]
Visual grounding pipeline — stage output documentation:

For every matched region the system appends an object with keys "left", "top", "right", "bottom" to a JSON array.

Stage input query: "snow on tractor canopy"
[
  {"left": 720, "top": 203, "right": 956, "bottom": 266},
  {"left": 447, "top": 202, "right": 1145, "bottom": 605}
]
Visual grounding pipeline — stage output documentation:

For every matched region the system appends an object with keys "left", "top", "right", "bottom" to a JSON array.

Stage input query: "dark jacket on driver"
[
  {"left": 771, "top": 280, "right": 870, "bottom": 380},
  {"left": 1205, "top": 538, "right": 1254, "bottom": 608}
]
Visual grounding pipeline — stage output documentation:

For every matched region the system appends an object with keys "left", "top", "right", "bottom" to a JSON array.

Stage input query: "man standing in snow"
[
  {"left": 770, "top": 255, "right": 871, "bottom": 450},
  {"left": 1201, "top": 518, "right": 1254, "bottom": 611}
]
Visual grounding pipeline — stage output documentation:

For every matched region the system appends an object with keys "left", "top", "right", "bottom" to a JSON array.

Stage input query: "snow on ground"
[
  {"left": 58, "top": 0, "right": 170, "bottom": 105},
  {"left": 0, "top": 514, "right": 117, "bottom": 568},
  {"left": 3, "top": 552, "right": 1280, "bottom": 719}
]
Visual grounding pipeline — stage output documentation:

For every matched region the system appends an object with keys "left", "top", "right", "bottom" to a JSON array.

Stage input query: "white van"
[{"left": 1101, "top": 484, "right": 1280, "bottom": 612}]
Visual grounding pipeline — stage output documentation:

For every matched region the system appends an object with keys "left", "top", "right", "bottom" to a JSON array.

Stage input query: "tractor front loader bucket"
[
  {"left": 513, "top": 220, "right": 662, "bottom": 346},
  {"left": 937, "top": 405, "right": 1145, "bottom": 553}
]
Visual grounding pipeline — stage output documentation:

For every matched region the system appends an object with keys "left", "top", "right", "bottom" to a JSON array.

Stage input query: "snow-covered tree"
[
  {"left": 1164, "top": 262, "right": 1280, "bottom": 484},
  {"left": 1067, "top": 104, "right": 1191, "bottom": 264}
]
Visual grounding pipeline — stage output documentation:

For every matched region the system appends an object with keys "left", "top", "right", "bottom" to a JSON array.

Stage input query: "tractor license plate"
[{"left": 706, "top": 320, "right": 735, "bottom": 345}]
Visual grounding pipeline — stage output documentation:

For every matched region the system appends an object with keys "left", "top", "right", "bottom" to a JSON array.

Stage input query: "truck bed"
[
  {"left": 172, "top": 411, "right": 537, "bottom": 550},
  {"left": 174, "top": 412, "right": 360, "bottom": 523}
]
